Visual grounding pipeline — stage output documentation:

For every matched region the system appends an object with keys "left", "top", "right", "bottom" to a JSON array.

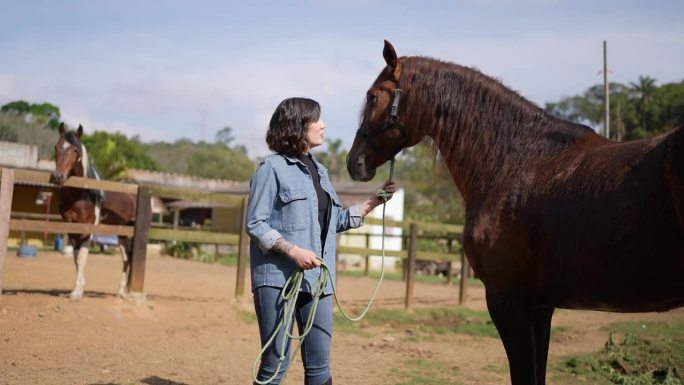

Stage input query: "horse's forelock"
[{"left": 64, "top": 131, "right": 83, "bottom": 152}]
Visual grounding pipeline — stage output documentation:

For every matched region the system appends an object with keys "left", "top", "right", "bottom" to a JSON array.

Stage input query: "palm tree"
[{"left": 629, "top": 76, "right": 657, "bottom": 132}]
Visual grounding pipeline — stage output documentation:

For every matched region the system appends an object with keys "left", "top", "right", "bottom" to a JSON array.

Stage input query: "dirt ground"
[{"left": 1, "top": 249, "right": 682, "bottom": 385}]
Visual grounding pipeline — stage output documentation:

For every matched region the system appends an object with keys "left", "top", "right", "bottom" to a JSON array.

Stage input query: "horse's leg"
[
  {"left": 533, "top": 307, "right": 554, "bottom": 385},
  {"left": 116, "top": 237, "right": 131, "bottom": 298},
  {"left": 486, "top": 289, "right": 537, "bottom": 385},
  {"left": 70, "top": 236, "right": 90, "bottom": 301}
]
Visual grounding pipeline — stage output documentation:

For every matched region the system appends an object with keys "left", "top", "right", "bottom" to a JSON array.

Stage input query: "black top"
[{"left": 298, "top": 154, "right": 331, "bottom": 249}]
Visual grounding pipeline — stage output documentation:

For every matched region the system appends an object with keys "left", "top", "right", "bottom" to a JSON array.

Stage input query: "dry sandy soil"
[{"left": 1, "top": 249, "right": 682, "bottom": 385}]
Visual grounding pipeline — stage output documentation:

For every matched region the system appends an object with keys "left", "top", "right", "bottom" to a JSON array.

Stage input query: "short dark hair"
[{"left": 266, "top": 97, "right": 321, "bottom": 155}]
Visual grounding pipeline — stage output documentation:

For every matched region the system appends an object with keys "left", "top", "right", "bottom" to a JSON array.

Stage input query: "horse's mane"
[{"left": 400, "top": 56, "right": 593, "bottom": 164}]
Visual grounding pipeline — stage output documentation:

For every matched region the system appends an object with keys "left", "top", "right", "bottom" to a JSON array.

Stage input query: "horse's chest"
[
  {"left": 464, "top": 211, "right": 538, "bottom": 294},
  {"left": 61, "top": 202, "right": 95, "bottom": 223}
]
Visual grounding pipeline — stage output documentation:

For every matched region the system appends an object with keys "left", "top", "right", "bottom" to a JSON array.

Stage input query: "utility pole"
[{"left": 603, "top": 40, "right": 610, "bottom": 139}]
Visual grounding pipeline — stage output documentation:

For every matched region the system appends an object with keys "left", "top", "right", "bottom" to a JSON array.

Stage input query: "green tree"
[
  {"left": 215, "top": 126, "right": 235, "bottom": 148},
  {"left": 396, "top": 142, "right": 465, "bottom": 225},
  {"left": 1, "top": 100, "right": 31, "bottom": 114},
  {"left": 1, "top": 100, "right": 60, "bottom": 129},
  {"left": 186, "top": 143, "right": 255, "bottom": 181},
  {"left": 81, "top": 131, "right": 159, "bottom": 180},
  {"left": 314, "top": 138, "right": 349, "bottom": 181},
  {"left": 546, "top": 76, "right": 684, "bottom": 141},
  {"left": 0, "top": 110, "right": 56, "bottom": 158},
  {"left": 629, "top": 75, "right": 658, "bottom": 133}
]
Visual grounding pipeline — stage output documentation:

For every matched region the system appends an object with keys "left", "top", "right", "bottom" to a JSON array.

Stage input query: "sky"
[{"left": 1, "top": 0, "right": 683, "bottom": 158}]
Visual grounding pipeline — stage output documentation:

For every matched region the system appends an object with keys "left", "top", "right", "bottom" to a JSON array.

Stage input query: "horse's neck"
[
  {"left": 61, "top": 146, "right": 103, "bottom": 206},
  {"left": 413, "top": 70, "right": 582, "bottom": 203}
]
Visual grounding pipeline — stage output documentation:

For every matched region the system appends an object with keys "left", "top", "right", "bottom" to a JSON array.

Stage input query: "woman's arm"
[{"left": 246, "top": 162, "right": 282, "bottom": 251}]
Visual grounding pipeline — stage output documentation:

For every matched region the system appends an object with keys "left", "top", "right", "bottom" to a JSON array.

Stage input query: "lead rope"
[{"left": 252, "top": 159, "right": 396, "bottom": 385}]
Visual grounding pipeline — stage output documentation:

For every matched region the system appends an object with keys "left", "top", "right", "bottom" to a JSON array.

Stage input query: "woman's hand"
[
  {"left": 272, "top": 238, "right": 321, "bottom": 270},
  {"left": 360, "top": 181, "right": 397, "bottom": 216},
  {"left": 288, "top": 246, "right": 321, "bottom": 270},
  {"left": 372, "top": 181, "right": 396, "bottom": 204}
]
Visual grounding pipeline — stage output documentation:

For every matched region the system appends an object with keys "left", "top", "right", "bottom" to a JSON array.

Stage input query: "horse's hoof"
[{"left": 69, "top": 291, "right": 83, "bottom": 301}]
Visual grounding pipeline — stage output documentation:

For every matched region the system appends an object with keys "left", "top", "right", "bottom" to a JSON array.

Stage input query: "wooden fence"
[
  {"left": 337, "top": 217, "right": 470, "bottom": 308},
  {"left": 0, "top": 167, "right": 469, "bottom": 308},
  {"left": 0, "top": 168, "right": 152, "bottom": 297}
]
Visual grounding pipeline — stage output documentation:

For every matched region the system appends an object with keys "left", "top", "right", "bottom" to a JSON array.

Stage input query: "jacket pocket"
[
  {"left": 279, "top": 188, "right": 311, "bottom": 203},
  {"left": 278, "top": 188, "right": 311, "bottom": 232}
]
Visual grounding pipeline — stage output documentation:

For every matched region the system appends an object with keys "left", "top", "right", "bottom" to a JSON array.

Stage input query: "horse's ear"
[
  {"left": 59, "top": 122, "right": 65, "bottom": 135},
  {"left": 383, "top": 40, "right": 398, "bottom": 70},
  {"left": 77, "top": 124, "right": 83, "bottom": 138}
]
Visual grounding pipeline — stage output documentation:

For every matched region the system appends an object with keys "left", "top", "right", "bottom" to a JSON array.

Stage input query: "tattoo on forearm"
[{"left": 272, "top": 238, "right": 295, "bottom": 256}]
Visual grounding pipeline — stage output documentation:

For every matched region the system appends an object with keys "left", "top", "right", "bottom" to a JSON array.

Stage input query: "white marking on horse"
[
  {"left": 70, "top": 246, "right": 89, "bottom": 300},
  {"left": 118, "top": 243, "right": 130, "bottom": 297}
]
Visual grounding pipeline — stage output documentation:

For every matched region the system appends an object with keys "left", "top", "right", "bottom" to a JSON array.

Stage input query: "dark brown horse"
[
  {"left": 52, "top": 123, "right": 137, "bottom": 300},
  {"left": 347, "top": 41, "right": 684, "bottom": 385}
]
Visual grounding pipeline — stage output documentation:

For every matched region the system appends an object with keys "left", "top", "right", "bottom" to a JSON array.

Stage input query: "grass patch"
[
  {"left": 215, "top": 253, "right": 238, "bottom": 266},
  {"left": 334, "top": 306, "right": 497, "bottom": 339},
  {"left": 553, "top": 320, "right": 684, "bottom": 385},
  {"left": 237, "top": 309, "right": 257, "bottom": 324},
  {"left": 392, "top": 358, "right": 461, "bottom": 385}
]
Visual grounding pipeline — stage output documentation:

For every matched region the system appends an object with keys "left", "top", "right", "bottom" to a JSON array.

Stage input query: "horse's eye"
[{"left": 367, "top": 94, "right": 377, "bottom": 105}]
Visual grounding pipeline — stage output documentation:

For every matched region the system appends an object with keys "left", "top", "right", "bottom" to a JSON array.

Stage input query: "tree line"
[
  {"left": 1, "top": 74, "right": 682, "bottom": 225},
  {"left": 545, "top": 76, "right": 684, "bottom": 140}
]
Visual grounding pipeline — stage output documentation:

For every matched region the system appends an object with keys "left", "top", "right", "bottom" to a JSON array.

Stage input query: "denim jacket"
[{"left": 246, "top": 153, "right": 364, "bottom": 294}]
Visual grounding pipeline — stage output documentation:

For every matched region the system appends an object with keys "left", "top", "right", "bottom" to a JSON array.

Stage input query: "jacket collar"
[{"left": 280, "top": 153, "right": 328, "bottom": 174}]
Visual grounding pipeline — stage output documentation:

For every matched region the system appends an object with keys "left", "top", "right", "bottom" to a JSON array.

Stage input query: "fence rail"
[{"left": 1, "top": 167, "right": 470, "bottom": 307}]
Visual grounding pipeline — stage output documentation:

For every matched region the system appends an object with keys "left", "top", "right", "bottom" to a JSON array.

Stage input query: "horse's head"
[
  {"left": 52, "top": 123, "right": 85, "bottom": 185},
  {"left": 347, "top": 40, "right": 423, "bottom": 181}
]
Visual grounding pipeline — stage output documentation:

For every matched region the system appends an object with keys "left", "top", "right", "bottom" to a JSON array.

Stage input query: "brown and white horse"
[
  {"left": 52, "top": 123, "right": 137, "bottom": 300},
  {"left": 348, "top": 41, "right": 684, "bottom": 385}
]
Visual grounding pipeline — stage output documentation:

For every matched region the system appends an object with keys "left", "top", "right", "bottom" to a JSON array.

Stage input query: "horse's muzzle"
[
  {"left": 50, "top": 171, "right": 67, "bottom": 185},
  {"left": 347, "top": 154, "right": 376, "bottom": 182}
]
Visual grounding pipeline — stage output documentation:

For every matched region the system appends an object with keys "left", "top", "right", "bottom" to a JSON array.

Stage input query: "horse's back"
[
  {"left": 101, "top": 192, "right": 137, "bottom": 225},
  {"left": 475, "top": 130, "right": 684, "bottom": 312},
  {"left": 516, "top": 129, "right": 684, "bottom": 312}
]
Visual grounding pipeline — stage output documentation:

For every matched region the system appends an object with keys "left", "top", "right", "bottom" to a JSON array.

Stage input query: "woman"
[{"left": 246, "top": 97, "right": 395, "bottom": 385}]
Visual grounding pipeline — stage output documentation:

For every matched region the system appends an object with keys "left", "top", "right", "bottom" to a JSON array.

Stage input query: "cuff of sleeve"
[
  {"left": 349, "top": 204, "right": 364, "bottom": 228},
  {"left": 259, "top": 229, "right": 283, "bottom": 251}
]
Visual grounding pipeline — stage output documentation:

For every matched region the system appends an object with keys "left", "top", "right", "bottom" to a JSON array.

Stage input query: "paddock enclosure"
[
  {"left": 1, "top": 249, "right": 682, "bottom": 385},
  {"left": 1, "top": 167, "right": 683, "bottom": 385}
]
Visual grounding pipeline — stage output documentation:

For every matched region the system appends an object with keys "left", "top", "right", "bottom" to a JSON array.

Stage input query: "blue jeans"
[{"left": 253, "top": 286, "right": 333, "bottom": 385}]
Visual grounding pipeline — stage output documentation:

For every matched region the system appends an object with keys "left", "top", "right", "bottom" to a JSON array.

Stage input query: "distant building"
[{"left": 0, "top": 141, "right": 40, "bottom": 169}]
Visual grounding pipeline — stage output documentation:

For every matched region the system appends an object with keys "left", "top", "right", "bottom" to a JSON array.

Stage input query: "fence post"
[
  {"left": 235, "top": 196, "right": 249, "bottom": 298},
  {"left": 446, "top": 237, "right": 454, "bottom": 285},
  {"left": 401, "top": 234, "right": 408, "bottom": 281},
  {"left": 127, "top": 186, "right": 152, "bottom": 296},
  {"left": 459, "top": 247, "right": 469, "bottom": 305},
  {"left": 363, "top": 233, "right": 370, "bottom": 277},
  {"left": 404, "top": 222, "right": 418, "bottom": 310},
  {"left": 0, "top": 168, "right": 15, "bottom": 297}
]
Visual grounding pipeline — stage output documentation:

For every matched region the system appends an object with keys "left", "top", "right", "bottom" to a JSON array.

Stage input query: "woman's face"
[{"left": 305, "top": 118, "right": 326, "bottom": 152}]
